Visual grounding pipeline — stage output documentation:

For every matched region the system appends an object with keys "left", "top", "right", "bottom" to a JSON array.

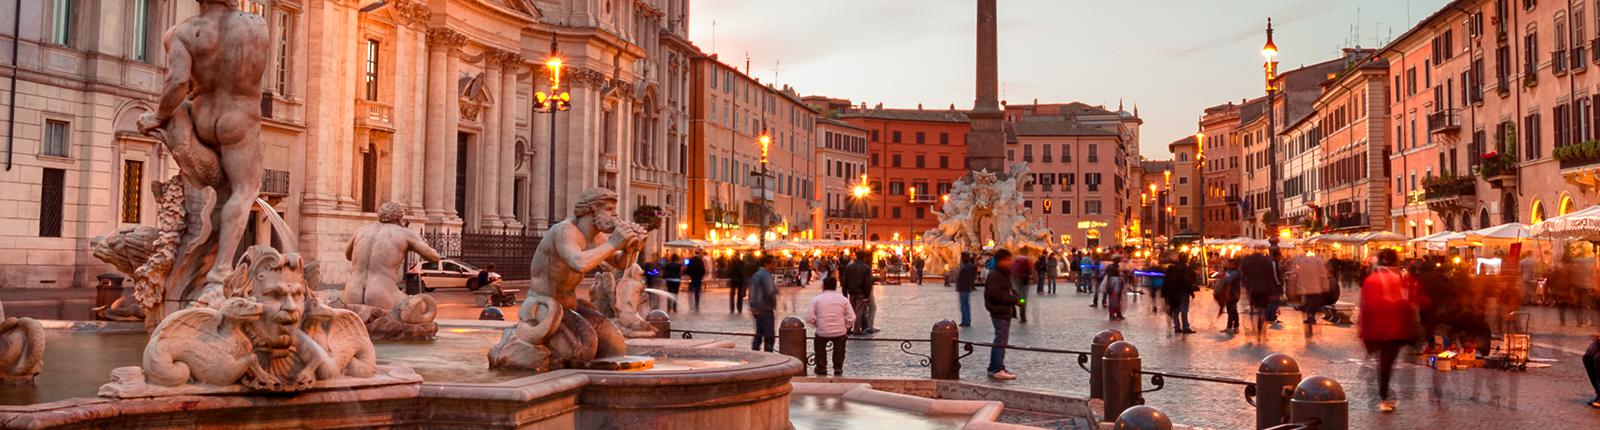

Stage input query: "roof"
[
  {"left": 1238, "top": 97, "right": 1268, "bottom": 124},
  {"left": 817, "top": 116, "right": 868, "bottom": 132},
  {"left": 1168, "top": 135, "right": 1197, "bottom": 151},
  {"left": 837, "top": 109, "right": 970, "bottom": 123},
  {"left": 1009, "top": 120, "right": 1119, "bottom": 137},
  {"left": 1141, "top": 160, "right": 1173, "bottom": 172}
]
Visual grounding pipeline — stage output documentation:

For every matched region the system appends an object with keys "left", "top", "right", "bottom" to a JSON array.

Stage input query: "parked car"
[{"left": 412, "top": 259, "right": 483, "bottom": 292}]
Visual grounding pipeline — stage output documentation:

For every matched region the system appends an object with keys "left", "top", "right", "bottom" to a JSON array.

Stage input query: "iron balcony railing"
[{"left": 1427, "top": 109, "right": 1461, "bottom": 134}]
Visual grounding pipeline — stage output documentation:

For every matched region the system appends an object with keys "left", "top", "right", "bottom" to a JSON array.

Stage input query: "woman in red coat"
[{"left": 1359, "top": 249, "right": 1417, "bottom": 413}]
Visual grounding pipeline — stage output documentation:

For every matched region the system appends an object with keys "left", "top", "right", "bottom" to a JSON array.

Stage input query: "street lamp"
[
  {"left": 535, "top": 39, "right": 571, "bottom": 226},
  {"left": 907, "top": 186, "right": 917, "bottom": 252},
  {"left": 757, "top": 126, "right": 771, "bottom": 252},
  {"left": 853, "top": 174, "right": 871, "bottom": 247},
  {"left": 1262, "top": 17, "right": 1282, "bottom": 238}
]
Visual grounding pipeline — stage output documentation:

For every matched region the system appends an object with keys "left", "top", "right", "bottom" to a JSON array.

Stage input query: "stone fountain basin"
[{"left": 0, "top": 320, "right": 800, "bottom": 429}]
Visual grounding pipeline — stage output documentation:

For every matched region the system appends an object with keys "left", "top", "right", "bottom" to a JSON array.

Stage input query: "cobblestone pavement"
[{"left": 432, "top": 279, "right": 1600, "bottom": 429}]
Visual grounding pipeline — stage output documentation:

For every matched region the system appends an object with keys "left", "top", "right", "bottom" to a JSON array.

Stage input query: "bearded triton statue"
[
  {"left": 333, "top": 202, "right": 442, "bottom": 340},
  {"left": 488, "top": 188, "right": 651, "bottom": 372},
  {"left": 100, "top": 246, "right": 417, "bottom": 398},
  {"left": 920, "top": 162, "right": 1054, "bottom": 270},
  {"left": 90, "top": 0, "right": 275, "bottom": 329}
]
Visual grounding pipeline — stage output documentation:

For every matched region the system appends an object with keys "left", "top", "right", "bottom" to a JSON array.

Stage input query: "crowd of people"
[{"left": 631, "top": 239, "right": 1600, "bottom": 411}]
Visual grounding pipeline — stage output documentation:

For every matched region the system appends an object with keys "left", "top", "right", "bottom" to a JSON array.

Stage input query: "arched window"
[
  {"left": 1530, "top": 199, "right": 1546, "bottom": 224},
  {"left": 1479, "top": 208, "right": 1491, "bottom": 229}
]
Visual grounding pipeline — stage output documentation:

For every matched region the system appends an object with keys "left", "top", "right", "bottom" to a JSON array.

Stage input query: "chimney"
[{"left": 917, "top": 103, "right": 923, "bottom": 110}]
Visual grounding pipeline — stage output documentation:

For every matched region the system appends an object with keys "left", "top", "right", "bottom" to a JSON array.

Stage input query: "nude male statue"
[
  {"left": 137, "top": 0, "right": 270, "bottom": 286},
  {"left": 521, "top": 188, "right": 645, "bottom": 317},
  {"left": 344, "top": 202, "right": 441, "bottom": 312}
]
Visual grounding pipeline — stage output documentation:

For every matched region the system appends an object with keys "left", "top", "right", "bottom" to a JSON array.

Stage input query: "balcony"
[
  {"left": 1427, "top": 109, "right": 1461, "bottom": 135},
  {"left": 356, "top": 99, "right": 394, "bottom": 132},
  {"left": 601, "top": 153, "right": 619, "bottom": 173},
  {"left": 1422, "top": 174, "right": 1477, "bottom": 212},
  {"left": 1557, "top": 142, "right": 1600, "bottom": 191},
  {"left": 262, "top": 169, "right": 291, "bottom": 196},
  {"left": 1477, "top": 151, "right": 1518, "bottom": 188},
  {"left": 1327, "top": 212, "right": 1370, "bottom": 231}
]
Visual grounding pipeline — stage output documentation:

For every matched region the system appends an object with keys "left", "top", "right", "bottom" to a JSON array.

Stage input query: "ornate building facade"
[{"left": 0, "top": 0, "right": 692, "bottom": 288}]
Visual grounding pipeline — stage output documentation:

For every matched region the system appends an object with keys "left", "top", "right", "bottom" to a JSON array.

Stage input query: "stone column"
[
  {"left": 443, "top": 34, "right": 465, "bottom": 223},
  {"left": 387, "top": 25, "right": 413, "bottom": 213},
  {"left": 336, "top": 4, "right": 360, "bottom": 211},
  {"left": 424, "top": 28, "right": 465, "bottom": 223},
  {"left": 479, "top": 55, "right": 504, "bottom": 229},
  {"left": 498, "top": 54, "right": 522, "bottom": 228},
  {"left": 530, "top": 66, "right": 552, "bottom": 230},
  {"left": 965, "top": 0, "right": 1005, "bottom": 174},
  {"left": 410, "top": 28, "right": 428, "bottom": 214}
]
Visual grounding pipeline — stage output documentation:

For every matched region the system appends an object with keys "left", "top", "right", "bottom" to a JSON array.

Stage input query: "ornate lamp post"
[
  {"left": 1262, "top": 18, "right": 1282, "bottom": 237},
  {"left": 534, "top": 39, "right": 571, "bottom": 227},
  {"left": 853, "top": 175, "right": 871, "bottom": 248},
  {"left": 757, "top": 126, "right": 771, "bottom": 252}
]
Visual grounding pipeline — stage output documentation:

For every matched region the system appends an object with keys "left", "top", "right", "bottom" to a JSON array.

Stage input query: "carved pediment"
[{"left": 458, "top": 73, "right": 495, "bottom": 122}]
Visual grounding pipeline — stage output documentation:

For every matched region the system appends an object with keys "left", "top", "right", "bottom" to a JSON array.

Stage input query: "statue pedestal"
[{"left": 98, "top": 365, "right": 422, "bottom": 399}]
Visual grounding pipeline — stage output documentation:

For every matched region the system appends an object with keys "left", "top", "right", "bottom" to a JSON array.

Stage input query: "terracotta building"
[
  {"left": 1379, "top": 0, "right": 1596, "bottom": 237},
  {"left": 815, "top": 117, "right": 870, "bottom": 241},
  {"left": 1003, "top": 102, "right": 1143, "bottom": 248},
  {"left": 836, "top": 107, "right": 970, "bottom": 243},
  {"left": 1168, "top": 135, "right": 1200, "bottom": 235},
  {"left": 1135, "top": 160, "right": 1176, "bottom": 239},
  {"left": 686, "top": 56, "right": 819, "bottom": 243},
  {"left": 0, "top": 0, "right": 694, "bottom": 291},
  {"left": 1311, "top": 55, "right": 1391, "bottom": 235},
  {"left": 1199, "top": 101, "right": 1244, "bottom": 238}
]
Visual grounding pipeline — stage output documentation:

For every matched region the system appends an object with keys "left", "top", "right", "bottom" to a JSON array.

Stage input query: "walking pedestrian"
[
  {"left": 1240, "top": 249, "right": 1284, "bottom": 332},
  {"left": 1046, "top": 253, "right": 1060, "bottom": 295},
  {"left": 799, "top": 257, "right": 813, "bottom": 287},
  {"left": 662, "top": 254, "right": 682, "bottom": 313},
  {"left": 1216, "top": 258, "right": 1243, "bottom": 334},
  {"left": 686, "top": 251, "right": 707, "bottom": 312},
  {"left": 1011, "top": 253, "right": 1033, "bottom": 324},
  {"left": 1359, "top": 249, "right": 1417, "bottom": 413},
  {"left": 985, "top": 249, "right": 1019, "bottom": 380},
  {"left": 728, "top": 254, "right": 754, "bottom": 314},
  {"left": 1035, "top": 252, "right": 1048, "bottom": 294},
  {"left": 805, "top": 276, "right": 855, "bottom": 376},
  {"left": 912, "top": 255, "right": 926, "bottom": 284},
  {"left": 748, "top": 255, "right": 779, "bottom": 352},
  {"left": 1103, "top": 257, "right": 1126, "bottom": 320},
  {"left": 1287, "top": 252, "right": 1331, "bottom": 326},
  {"left": 1162, "top": 254, "right": 1197, "bottom": 334},
  {"left": 956, "top": 253, "right": 978, "bottom": 327},
  {"left": 843, "top": 250, "right": 876, "bottom": 335}
]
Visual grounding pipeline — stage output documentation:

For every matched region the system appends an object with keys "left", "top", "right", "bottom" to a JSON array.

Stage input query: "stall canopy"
[
  {"left": 1531, "top": 205, "right": 1600, "bottom": 240},
  {"left": 1464, "top": 223, "right": 1531, "bottom": 242}
]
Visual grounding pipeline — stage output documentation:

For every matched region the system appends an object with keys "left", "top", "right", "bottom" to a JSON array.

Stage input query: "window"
[
  {"left": 121, "top": 160, "right": 144, "bottom": 223},
  {"left": 914, "top": 155, "right": 925, "bottom": 168},
  {"left": 892, "top": 131, "right": 902, "bottom": 143},
  {"left": 131, "top": 0, "right": 151, "bottom": 61},
  {"left": 889, "top": 181, "right": 905, "bottom": 195},
  {"left": 1022, "top": 144, "right": 1033, "bottom": 162},
  {"left": 1062, "top": 200, "right": 1072, "bottom": 214},
  {"left": 1061, "top": 144, "right": 1071, "bottom": 161},
  {"left": 43, "top": 120, "right": 69, "bottom": 157},
  {"left": 51, "top": 0, "right": 72, "bottom": 46},
  {"left": 1525, "top": 28, "right": 1540, "bottom": 78},
  {"left": 1086, "top": 173, "right": 1101, "bottom": 192},
  {"left": 871, "top": 130, "right": 879, "bottom": 141},
  {"left": 891, "top": 207, "right": 902, "bottom": 219},
  {"left": 1178, "top": 177, "right": 1189, "bottom": 185},
  {"left": 1085, "top": 200, "right": 1102, "bottom": 215},
  {"left": 364, "top": 39, "right": 380, "bottom": 101},
  {"left": 871, "top": 153, "right": 879, "bottom": 166},
  {"left": 915, "top": 132, "right": 925, "bottom": 144},
  {"left": 939, "top": 132, "right": 949, "bottom": 145},
  {"left": 939, "top": 156, "right": 949, "bottom": 169},
  {"left": 1042, "top": 144, "right": 1052, "bottom": 163},
  {"left": 1088, "top": 144, "right": 1099, "bottom": 162},
  {"left": 40, "top": 168, "right": 65, "bottom": 237},
  {"left": 273, "top": 11, "right": 293, "bottom": 96},
  {"left": 891, "top": 154, "right": 902, "bottom": 167},
  {"left": 1179, "top": 196, "right": 1189, "bottom": 206}
]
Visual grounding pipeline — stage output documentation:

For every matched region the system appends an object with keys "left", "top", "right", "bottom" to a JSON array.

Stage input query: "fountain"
[{"left": 920, "top": 162, "right": 1056, "bottom": 271}]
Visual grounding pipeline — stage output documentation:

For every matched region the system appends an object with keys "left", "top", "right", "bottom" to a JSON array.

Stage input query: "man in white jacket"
[{"left": 806, "top": 276, "right": 856, "bottom": 376}]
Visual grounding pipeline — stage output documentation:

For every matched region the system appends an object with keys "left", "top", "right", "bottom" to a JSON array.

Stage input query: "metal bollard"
[
  {"left": 1289, "top": 376, "right": 1348, "bottom": 430},
  {"left": 779, "top": 316, "right": 808, "bottom": 376},
  {"left": 930, "top": 320, "right": 960, "bottom": 380},
  {"left": 1112, "top": 405, "right": 1173, "bottom": 430},
  {"left": 1101, "top": 340, "right": 1141, "bottom": 422},
  {"left": 646, "top": 310, "right": 670, "bottom": 339},
  {"left": 1256, "top": 353, "right": 1302, "bottom": 429},
  {"left": 1090, "top": 329, "right": 1125, "bottom": 399}
]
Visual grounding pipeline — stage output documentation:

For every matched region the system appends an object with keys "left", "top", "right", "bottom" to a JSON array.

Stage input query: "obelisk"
[{"left": 966, "top": 0, "right": 1006, "bottom": 174}]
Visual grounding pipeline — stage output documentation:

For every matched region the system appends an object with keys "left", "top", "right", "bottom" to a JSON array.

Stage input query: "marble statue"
[
  {"left": 0, "top": 301, "right": 44, "bottom": 384},
  {"left": 587, "top": 224, "right": 661, "bottom": 338},
  {"left": 488, "top": 188, "right": 648, "bottom": 372},
  {"left": 338, "top": 202, "right": 442, "bottom": 340},
  {"left": 920, "top": 163, "right": 1054, "bottom": 264},
  {"left": 91, "top": 0, "right": 272, "bottom": 327},
  {"left": 100, "top": 246, "right": 406, "bottom": 398}
]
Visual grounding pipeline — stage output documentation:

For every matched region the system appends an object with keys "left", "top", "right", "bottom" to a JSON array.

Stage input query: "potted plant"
[
  {"left": 1478, "top": 150, "right": 1517, "bottom": 179},
  {"left": 633, "top": 205, "right": 665, "bottom": 231}
]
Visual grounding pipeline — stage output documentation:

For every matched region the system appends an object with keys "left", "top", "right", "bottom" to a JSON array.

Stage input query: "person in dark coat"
[
  {"left": 685, "top": 251, "right": 707, "bottom": 312},
  {"left": 984, "top": 249, "right": 1018, "bottom": 380},
  {"left": 661, "top": 254, "right": 682, "bottom": 313},
  {"left": 842, "top": 250, "right": 876, "bottom": 334},
  {"left": 747, "top": 255, "right": 779, "bottom": 352},
  {"left": 1239, "top": 250, "right": 1284, "bottom": 332},
  {"left": 955, "top": 253, "right": 978, "bottom": 327},
  {"left": 1162, "top": 254, "right": 1198, "bottom": 334}
]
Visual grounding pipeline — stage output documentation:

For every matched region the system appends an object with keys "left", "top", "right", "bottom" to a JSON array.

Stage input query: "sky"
[{"left": 687, "top": 0, "right": 1451, "bottom": 159}]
